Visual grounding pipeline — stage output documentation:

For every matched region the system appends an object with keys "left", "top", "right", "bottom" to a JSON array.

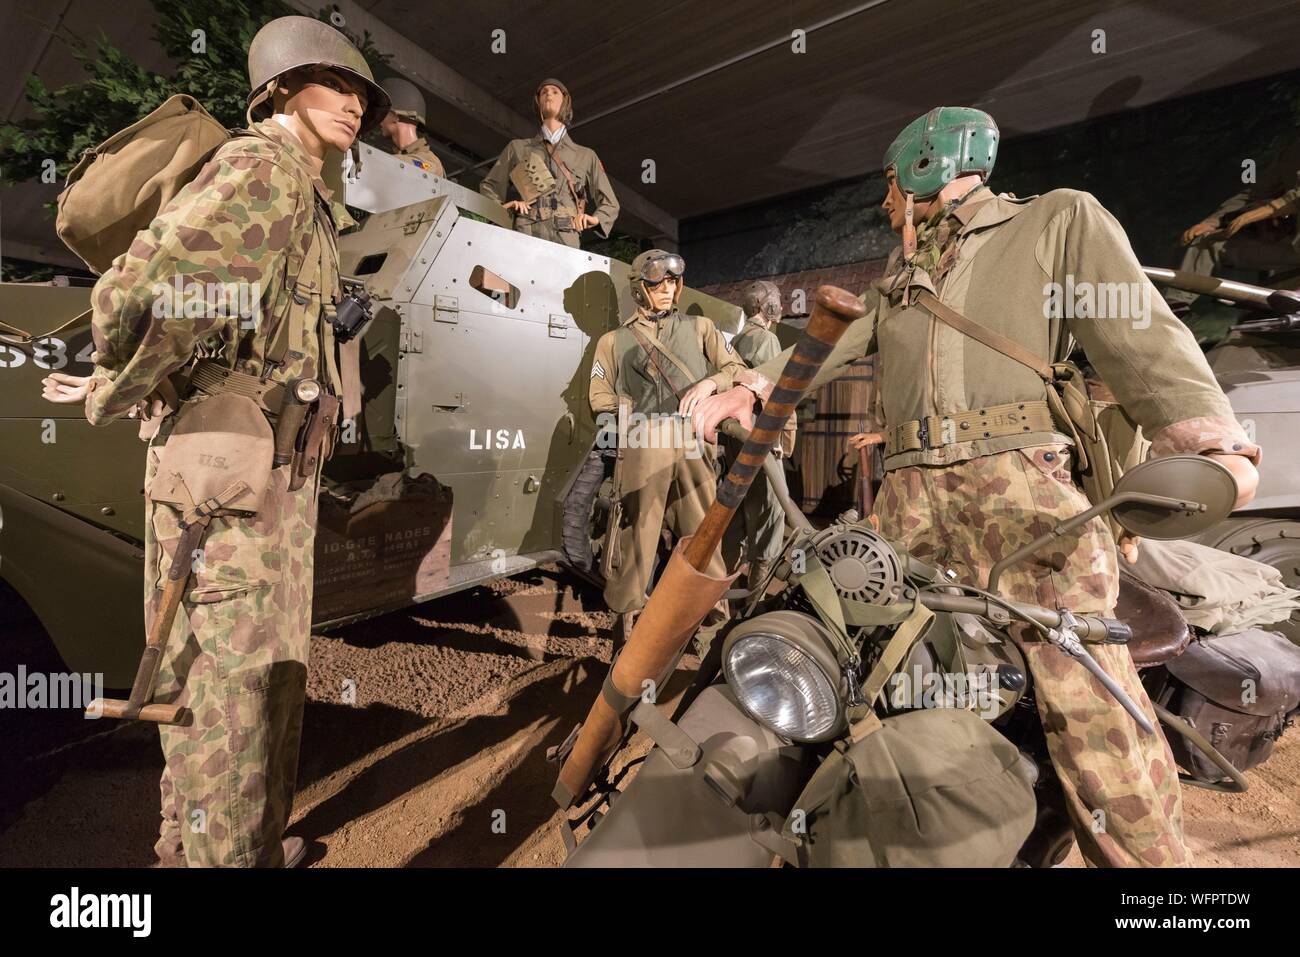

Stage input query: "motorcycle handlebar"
[{"left": 918, "top": 591, "right": 1132, "bottom": 643}]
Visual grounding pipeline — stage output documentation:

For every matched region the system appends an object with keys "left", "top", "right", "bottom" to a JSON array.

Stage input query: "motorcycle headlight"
[{"left": 722, "top": 611, "right": 846, "bottom": 743}]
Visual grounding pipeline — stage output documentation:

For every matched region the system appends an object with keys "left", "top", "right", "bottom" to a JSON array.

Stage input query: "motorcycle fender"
[{"left": 565, "top": 685, "right": 812, "bottom": 867}]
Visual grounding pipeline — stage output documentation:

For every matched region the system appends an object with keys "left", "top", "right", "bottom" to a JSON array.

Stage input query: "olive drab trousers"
[
  {"left": 721, "top": 437, "right": 786, "bottom": 577},
  {"left": 873, "top": 444, "right": 1191, "bottom": 868},
  {"left": 145, "top": 438, "right": 321, "bottom": 868},
  {"left": 605, "top": 417, "right": 728, "bottom": 614}
]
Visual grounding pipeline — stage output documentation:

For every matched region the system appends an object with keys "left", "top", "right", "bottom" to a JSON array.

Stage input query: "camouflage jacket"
[
  {"left": 86, "top": 119, "right": 345, "bottom": 424},
  {"left": 753, "top": 185, "right": 1261, "bottom": 470},
  {"left": 590, "top": 309, "right": 745, "bottom": 417},
  {"left": 479, "top": 130, "right": 619, "bottom": 237}
]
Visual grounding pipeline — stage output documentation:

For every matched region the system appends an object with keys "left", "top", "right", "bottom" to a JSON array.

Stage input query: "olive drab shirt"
[
  {"left": 480, "top": 130, "right": 619, "bottom": 239},
  {"left": 86, "top": 119, "right": 345, "bottom": 424},
  {"left": 732, "top": 322, "right": 782, "bottom": 367},
  {"left": 733, "top": 320, "right": 797, "bottom": 457},
  {"left": 752, "top": 185, "right": 1261, "bottom": 470},
  {"left": 590, "top": 310, "right": 746, "bottom": 417},
  {"left": 397, "top": 137, "right": 446, "bottom": 178}
]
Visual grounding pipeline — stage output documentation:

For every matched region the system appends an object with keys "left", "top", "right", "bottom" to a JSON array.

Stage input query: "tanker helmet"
[
  {"left": 536, "top": 77, "right": 574, "bottom": 125},
  {"left": 247, "top": 15, "right": 391, "bottom": 134},
  {"left": 883, "top": 107, "right": 999, "bottom": 199},
  {"left": 630, "top": 250, "right": 685, "bottom": 309},
  {"left": 743, "top": 280, "right": 782, "bottom": 324},
  {"left": 384, "top": 76, "right": 427, "bottom": 127}
]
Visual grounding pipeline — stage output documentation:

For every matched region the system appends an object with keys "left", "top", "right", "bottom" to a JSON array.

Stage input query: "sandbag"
[
  {"left": 1162, "top": 628, "right": 1300, "bottom": 780},
  {"left": 784, "top": 707, "right": 1035, "bottom": 867}
]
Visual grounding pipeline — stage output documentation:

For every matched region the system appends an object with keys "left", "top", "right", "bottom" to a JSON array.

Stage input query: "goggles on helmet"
[{"left": 636, "top": 253, "right": 685, "bottom": 284}]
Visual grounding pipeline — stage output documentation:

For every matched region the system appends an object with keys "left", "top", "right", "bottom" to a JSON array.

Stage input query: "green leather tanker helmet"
[{"left": 883, "top": 107, "right": 999, "bottom": 198}]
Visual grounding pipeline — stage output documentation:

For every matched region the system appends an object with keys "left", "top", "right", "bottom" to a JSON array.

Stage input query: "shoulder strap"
[
  {"left": 914, "top": 290, "right": 1052, "bottom": 381},
  {"left": 628, "top": 325, "right": 693, "bottom": 399},
  {"left": 638, "top": 322, "right": 703, "bottom": 383},
  {"left": 545, "top": 141, "right": 584, "bottom": 212}
]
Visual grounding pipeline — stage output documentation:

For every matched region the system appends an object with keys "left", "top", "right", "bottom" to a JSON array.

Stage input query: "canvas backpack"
[{"left": 55, "top": 94, "right": 230, "bottom": 274}]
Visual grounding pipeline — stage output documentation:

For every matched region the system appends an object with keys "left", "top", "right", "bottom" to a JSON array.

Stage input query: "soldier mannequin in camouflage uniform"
[
  {"left": 378, "top": 76, "right": 446, "bottom": 178},
  {"left": 42, "top": 16, "right": 389, "bottom": 867},
  {"left": 1168, "top": 141, "right": 1300, "bottom": 310},
  {"left": 589, "top": 250, "right": 756, "bottom": 639},
  {"left": 695, "top": 108, "right": 1262, "bottom": 868},
  {"left": 479, "top": 78, "right": 619, "bottom": 248},
  {"left": 721, "top": 280, "right": 793, "bottom": 589}
]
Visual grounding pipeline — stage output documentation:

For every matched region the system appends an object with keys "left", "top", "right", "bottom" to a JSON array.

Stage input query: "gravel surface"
[{"left": 1, "top": 570, "right": 1296, "bottom": 868}]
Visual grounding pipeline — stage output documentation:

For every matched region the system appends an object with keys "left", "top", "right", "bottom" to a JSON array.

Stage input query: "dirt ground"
[{"left": 1, "top": 567, "right": 1297, "bottom": 868}]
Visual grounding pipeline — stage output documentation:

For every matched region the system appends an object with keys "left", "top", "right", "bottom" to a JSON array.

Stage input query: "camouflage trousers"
[
  {"left": 144, "top": 444, "right": 319, "bottom": 867},
  {"left": 874, "top": 443, "right": 1191, "bottom": 867}
]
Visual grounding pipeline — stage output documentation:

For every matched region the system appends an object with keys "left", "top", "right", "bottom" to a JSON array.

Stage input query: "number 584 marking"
[{"left": 0, "top": 337, "right": 94, "bottom": 370}]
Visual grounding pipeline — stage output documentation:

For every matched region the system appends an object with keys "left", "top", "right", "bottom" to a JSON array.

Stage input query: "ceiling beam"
[{"left": 289, "top": 0, "right": 678, "bottom": 242}]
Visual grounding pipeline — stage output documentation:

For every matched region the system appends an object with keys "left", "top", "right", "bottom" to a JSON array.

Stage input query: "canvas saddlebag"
[
  {"left": 55, "top": 94, "right": 230, "bottom": 274},
  {"left": 1160, "top": 628, "right": 1300, "bottom": 781},
  {"left": 782, "top": 707, "right": 1036, "bottom": 867}
]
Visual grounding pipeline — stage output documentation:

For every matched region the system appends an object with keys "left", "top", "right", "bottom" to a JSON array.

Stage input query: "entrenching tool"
[
  {"left": 86, "top": 480, "right": 250, "bottom": 725},
  {"left": 552, "top": 286, "right": 867, "bottom": 808}
]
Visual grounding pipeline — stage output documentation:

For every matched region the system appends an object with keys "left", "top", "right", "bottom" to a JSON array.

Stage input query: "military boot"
[{"left": 282, "top": 836, "right": 308, "bottom": 868}]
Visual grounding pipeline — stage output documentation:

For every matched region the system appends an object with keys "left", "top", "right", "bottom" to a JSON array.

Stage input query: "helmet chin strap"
[{"left": 902, "top": 191, "right": 917, "bottom": 263}]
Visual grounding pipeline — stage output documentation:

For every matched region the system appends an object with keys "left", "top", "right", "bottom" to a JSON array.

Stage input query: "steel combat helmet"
[
  {"left": 629, "top": 250, "right": 685, "bottom": 309},
  {"left": 883, "top": 107, "right": 999, "bottom": 198},
  {"left": 384, "top": 76, "right": 427, "bottom": 127},
  {"left": 536, "top": 78, "right": 574, "bottom": 125},
  {"left": 743, "top": 280, "right": 782, "bottom": 324},
  {"left": 247, "top": 15, "right": 391, "bottom": 134}
]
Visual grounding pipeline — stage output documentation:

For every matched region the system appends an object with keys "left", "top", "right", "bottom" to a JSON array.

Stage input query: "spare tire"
[{"left": 563, "top": 449, "right": 616, "bottom": 573}]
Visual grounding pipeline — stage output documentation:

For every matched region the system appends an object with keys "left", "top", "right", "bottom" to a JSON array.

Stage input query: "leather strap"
[
  {"left": 914, "top": 290, "right": 1052, "bottom": 381},
  {"left": 885, "top": 399, "right": 1056, "bottom": 457},
  {"left": 544, "top": 141, "right": 584, "bottom": 220},
  {"left": 628, "top": 325, "right": 693, "bottom": 400}
]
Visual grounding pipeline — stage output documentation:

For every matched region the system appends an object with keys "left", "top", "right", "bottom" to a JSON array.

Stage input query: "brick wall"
[{"left": 698, "top": 257, "right": 888, "bottom": 320}]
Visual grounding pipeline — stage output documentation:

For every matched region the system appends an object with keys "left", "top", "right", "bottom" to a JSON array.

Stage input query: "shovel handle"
[{"left": 689, "top": 285, "right": 866, "bottom": 568}]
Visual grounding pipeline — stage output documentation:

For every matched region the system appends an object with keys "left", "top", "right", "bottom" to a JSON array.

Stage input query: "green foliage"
[
  {"left": 0, "top": 0, "right": 389, "bottom": 189},
  {"left": 582, "top": 232, "right": 643, "bottom": 263}
]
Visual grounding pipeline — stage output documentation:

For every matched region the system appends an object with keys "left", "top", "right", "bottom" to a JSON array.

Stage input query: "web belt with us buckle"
[{"left": 885, "top": 399, "right": 1057, "bottom": 457}]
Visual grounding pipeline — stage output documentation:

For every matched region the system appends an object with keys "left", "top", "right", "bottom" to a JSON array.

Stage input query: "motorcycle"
[{"left": 551, "top": 450, "right": 1275, "bottom": 867}]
